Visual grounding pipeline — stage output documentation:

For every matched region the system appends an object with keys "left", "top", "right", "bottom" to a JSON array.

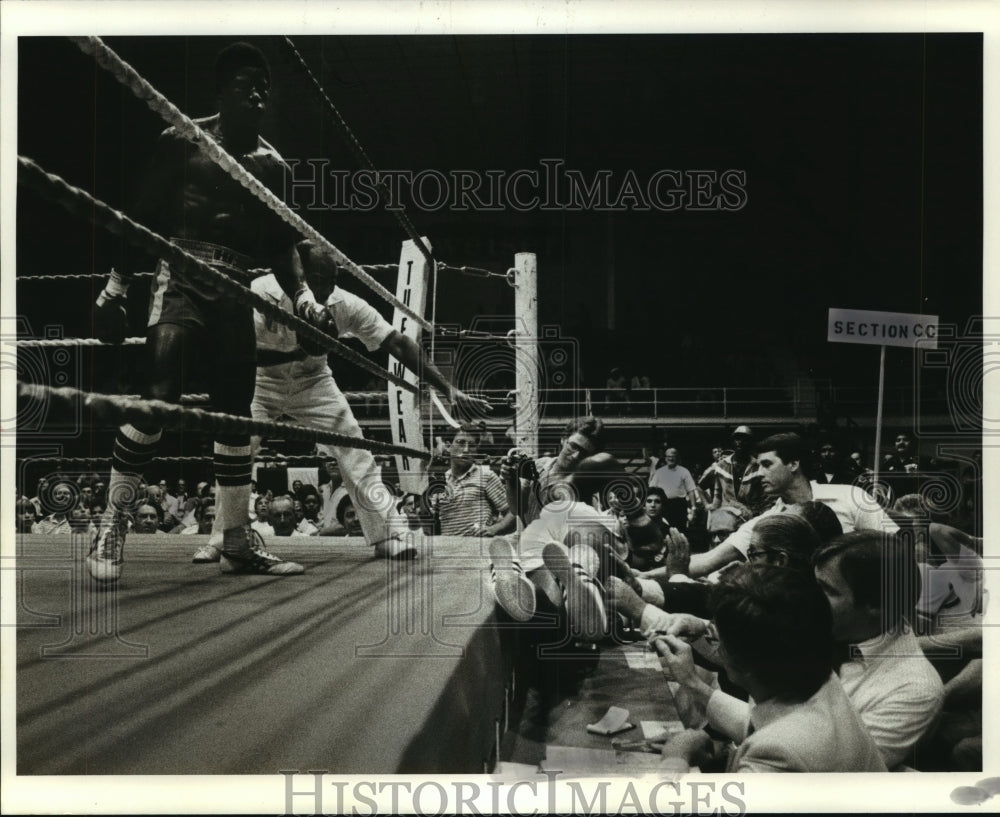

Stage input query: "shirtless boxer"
[{"left": 88, "top": 42, "right": 330, "bottom": 582}]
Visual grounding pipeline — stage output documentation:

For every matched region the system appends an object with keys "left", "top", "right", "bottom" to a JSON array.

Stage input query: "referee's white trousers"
[{"left": 251, "top": 357, "right": 397, "bottom": 547}]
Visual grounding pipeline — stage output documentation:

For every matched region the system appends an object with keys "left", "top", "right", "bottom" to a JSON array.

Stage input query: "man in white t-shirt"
[
  {"left": 196, "top": 239, "right": 490, "bottom": 562},
  {"left": 651, "top": 432, "right": 898, "bottom": 580},
  {"left": 648, "top": 447, "right": 700, "bottom": 531}
]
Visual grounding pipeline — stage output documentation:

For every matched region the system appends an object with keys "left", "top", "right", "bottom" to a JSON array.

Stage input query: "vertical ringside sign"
[{"left": 389, "top": 239, "right": 431, "bottom": 495}]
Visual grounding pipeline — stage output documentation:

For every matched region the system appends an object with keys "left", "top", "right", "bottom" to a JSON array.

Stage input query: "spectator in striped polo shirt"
[{"left": 437, "top": 425, "right": 516, "bottom": 537}]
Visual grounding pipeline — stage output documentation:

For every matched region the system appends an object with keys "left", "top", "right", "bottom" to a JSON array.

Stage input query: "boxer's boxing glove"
[
  {"left": 94, "top": 268, "right": 130, "bottom": 344},
  {"left": 294, "top": 287, "right": 338, "bottom": 355}
]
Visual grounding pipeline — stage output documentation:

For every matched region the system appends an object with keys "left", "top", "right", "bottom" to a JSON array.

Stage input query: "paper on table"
[
  {"left": 586, "top": 705, "right": 633, "bottom": 736},
  {"left": 623, "top": 648, "right": 662, "bottom": 670},
  {"left": 640, "top": 719, "right": 684, "bottom": 742}
]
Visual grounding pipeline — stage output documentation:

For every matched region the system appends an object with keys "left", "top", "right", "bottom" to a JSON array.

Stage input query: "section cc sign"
[{"left": 827, "top": 307, "right": 938, "bottom": 349}]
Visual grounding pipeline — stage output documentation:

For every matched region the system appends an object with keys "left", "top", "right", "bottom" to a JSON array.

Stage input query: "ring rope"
[
  {"left": 15, "top": 328, "right": 516, "bottom": 347},
  {"left": 17, "top": 381, "right": 431, "bottom": 460},
  {"left": 17, "top": 155, "right": 417, "bottom": 394},
  {"left": 18, "top": 272, "right": 156, "bottom": 283},
  {"left": 281, "top": 36, "right": 434, "bottom": 270},
  {"left": 70, "top": 36, "right": 432, "bottom": 332},
  {"left": 116, "top": 392, "right": 389, "bottom": 403},
  {"left": 19, "top": 453, "right": 403, "bottom": 467},
  {"left": 14, "top": 337, "right": 148, "bottom": 348},
  {"left": 17, "top": 262, "right": 505, "bottom": 284}
]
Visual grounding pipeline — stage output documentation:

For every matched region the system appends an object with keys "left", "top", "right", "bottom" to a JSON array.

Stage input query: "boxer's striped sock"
[
  {"left": 102, "top": 425, "right": 161, "bottom": 522},
  {"left": 214, "top": 442, "right": 252, "bottom": 533}
]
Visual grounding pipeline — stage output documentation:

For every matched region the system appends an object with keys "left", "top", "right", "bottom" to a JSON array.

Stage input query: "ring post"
[{"left": 513, "top": 252, "right": 539, "bottom": 457}]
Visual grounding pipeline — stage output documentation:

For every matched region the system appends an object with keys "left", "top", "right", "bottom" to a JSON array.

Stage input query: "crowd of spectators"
[
  {"left": 17, "top": 417, "right": 983, "bottom": 773},
  {"left": 483, "top": 419, "right": 984, "bottom": 774}
]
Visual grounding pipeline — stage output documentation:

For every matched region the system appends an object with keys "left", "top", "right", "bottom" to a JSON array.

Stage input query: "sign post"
[{"left": 827, "top": 307, "right": 938, "bottom": 478}]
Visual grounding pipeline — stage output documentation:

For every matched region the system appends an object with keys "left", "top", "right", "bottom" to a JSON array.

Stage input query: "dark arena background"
[{"left": 7, "top": 16, "right": 990, "bottom": 802}]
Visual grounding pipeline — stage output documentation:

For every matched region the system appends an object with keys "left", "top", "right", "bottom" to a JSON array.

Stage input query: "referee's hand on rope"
[{"left": 447, "top": 386, "right": 492, "bottom": 417}]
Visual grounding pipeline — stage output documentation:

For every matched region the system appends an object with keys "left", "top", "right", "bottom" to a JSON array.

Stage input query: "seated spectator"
[
  {"left": 437, "top": 424, "right": 515, "bottom": 537},
  {"left": 132, "top": 502, "right": 167, "bottom": 535},
  {"left": 173, "top": 497, "right": 201, "bottom": 532},
  {"left": 268, "top": 495, "right": 312, "bottom": 537},
  {"left": 813, "top": 530, "right": 944, "bottom": 769},
  {"left": 16, "top": 499, "right": 38, "bottom": 534},
  {"left": 790, "top": 499, "right": 844, "bottom": 545},
  {"left": 891, "top": 493, "right": 983, "bottom": 631},
  {"left": 317, "top": 458, "right": 347, "bottom": 534},
  {"left": 31, "top": 481, "right": 76, "bottom": 535},
  {"left": 653, "top": 564, "right": 887, "bottom": 773},
  {"left": 398, "top": 492, "right": 435, "bottom": 535},
  {"left": 92, "top": 479, "right": 107, "bottom": 512},
  {"left": 628, "top": 488, "right": 668, "bottom": 571},
  {"left": 298, "top": 486, "right": 322, "bottom": 535},
  {"left": 69, "top": 505, "right": 95, "bottom": 536},
  {"left": 29, "top": 477, "right": 50, "bottom": 518},
  {"left": 332, "top": 494, "right": 364, "bottom": 537},
  {"left": 609, "top": 513, "right": 819, "bottom": 629},
  {"left": 644, "top": 486, "right": 668, "bottom": 526},
  {"left": 918, "top": 627, "right": 982, "bottom": 771},
  {"left": 744, "top": 513, "right": 822, "bottom": 571},
  {"left": 143, "top": 484, "right": 181, "bottom": 532},
  {"left": 250, "top": 495, "right": 275, "bottom": 537},
  {"left": 77, "top": 481, "right": 96, "bottom": 514},
  {"left": 180, "top": 500, "right": 216, "bottom": 535},
  {"left": 252, "top": 495, "right": 271, "bottom": 524},
  {"left": 704, "top": 503, "right": 753, "bottom": 548}
]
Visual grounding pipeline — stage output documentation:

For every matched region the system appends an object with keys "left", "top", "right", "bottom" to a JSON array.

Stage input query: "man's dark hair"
[
  {"left": 335, "top": 494, "right": 354, "bottom": 527},
  {"left": 299, "top": 484, "right": 320, "bottom": 501},
  {"left": 215, "top": 42, "right": 270, "bottom": 92},
  {"left": 568, "top": 416, "right": 606, "bottom": 452},
  {"left": 452, "top": 423, "right": 479, "bottom": 442},
  {"left": 711, "top": 564, "right": 833, "bottom": 701},
  {"left": 794, "top": 500, "right": 844, "bottom": 544},
  {"left": 137, "top": 501, "right": 164, "bottom": 526},
  {"left": 645, "top": 485, "right": 668, "bottom": 504},
  {"left": 755, "top": 432, "right": 807, "bottom": 465},
  {"left": 813, "top": 530, "right": 920, "bottom": 631}
]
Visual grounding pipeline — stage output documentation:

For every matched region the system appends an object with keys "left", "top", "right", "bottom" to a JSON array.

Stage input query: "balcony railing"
[{"left": 347, "top": 384, "right": 954, "bottom": 423}]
